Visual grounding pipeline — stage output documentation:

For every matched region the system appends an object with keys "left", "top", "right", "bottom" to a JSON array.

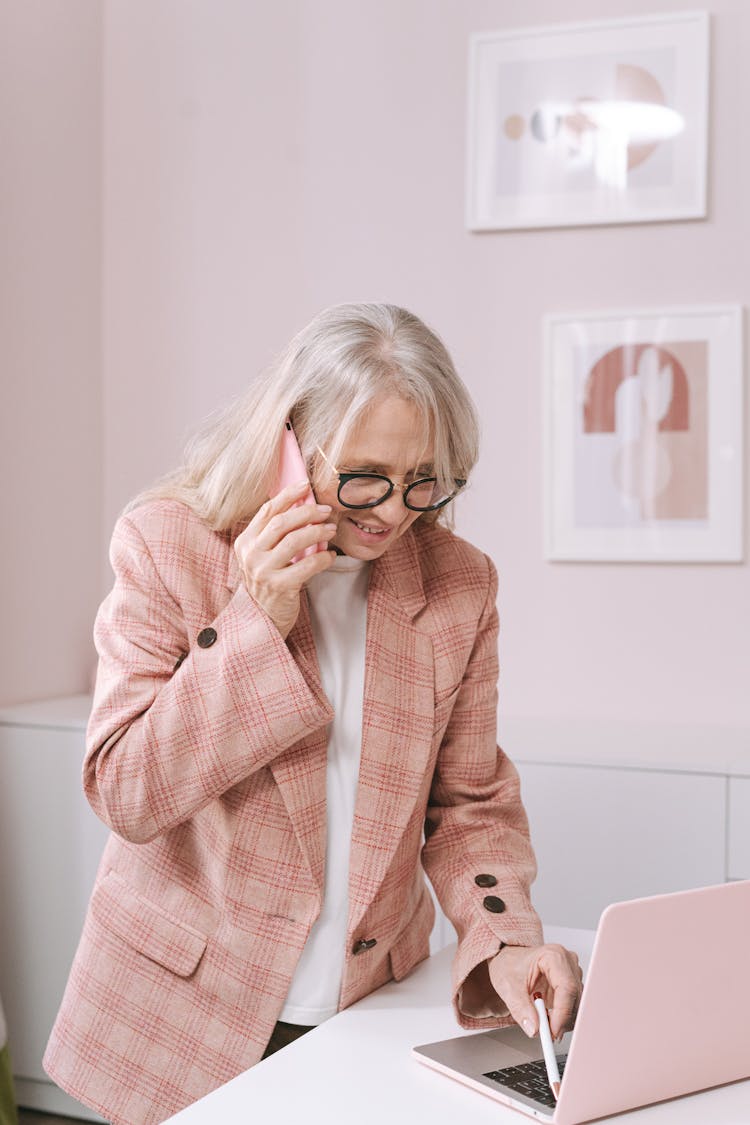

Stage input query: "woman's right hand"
[{"left": 234, "top": 480, "right": 336, "bottom": 639}]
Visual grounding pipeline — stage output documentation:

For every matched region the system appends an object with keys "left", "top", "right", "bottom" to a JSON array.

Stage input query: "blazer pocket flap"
[{"left": 92, "top": 871, "right": 207, "bottom": 978}]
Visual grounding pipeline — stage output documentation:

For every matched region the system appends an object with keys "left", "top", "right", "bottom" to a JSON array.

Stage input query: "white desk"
[{"left": 163, "top": 927, "right": 750, "bottom": 1124}]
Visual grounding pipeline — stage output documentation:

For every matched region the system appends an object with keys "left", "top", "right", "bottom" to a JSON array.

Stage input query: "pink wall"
[
  {"left": 4, "top": 1, "right": 748, "bottom": 727},
  {"left": 0, "top": 1, "right": 102, "bottom": 705},
  {"left": 101, "top": 0, "right": 750, "bottom": 727}
]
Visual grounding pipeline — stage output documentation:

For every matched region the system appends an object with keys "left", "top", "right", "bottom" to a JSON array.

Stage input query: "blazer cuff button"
[
  {"left": 474, "top": 873, "right": 497, "bottom": 888},
  {"left": 482, "top": 896, "right": 506, "bottom": 914}
]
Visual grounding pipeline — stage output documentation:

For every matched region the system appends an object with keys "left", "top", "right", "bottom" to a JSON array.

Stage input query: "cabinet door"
[
  {"left": 728, "top": 777, "right": 750, "bottom": 880},
  {"left": 0, "top": 722, "right": 109, "bottom": 1119},
  {"left": 515, "top": 762, "right": 726, "bottom": 930}
]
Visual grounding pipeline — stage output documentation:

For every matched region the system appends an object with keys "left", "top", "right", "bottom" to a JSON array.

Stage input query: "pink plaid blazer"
[{"left": 44, "top": 500, "right": 542, "bottom": 1125}]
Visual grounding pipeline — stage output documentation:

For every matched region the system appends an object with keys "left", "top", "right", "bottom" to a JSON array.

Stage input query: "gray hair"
[{"left": 130, "top": 303, "right": 480, "bottom": 530}]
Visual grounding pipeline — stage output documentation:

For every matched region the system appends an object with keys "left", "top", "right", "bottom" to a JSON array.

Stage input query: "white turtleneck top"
[{"left": 279, "top": 553, "right": 371, "bottom": 1024}]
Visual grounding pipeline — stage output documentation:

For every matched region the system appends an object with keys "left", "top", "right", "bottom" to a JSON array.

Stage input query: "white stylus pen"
[{"left": 533, "top": 991, "right": 561, "bottom": 1101}]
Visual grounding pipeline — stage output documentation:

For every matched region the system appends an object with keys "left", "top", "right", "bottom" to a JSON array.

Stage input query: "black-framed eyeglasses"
[{"left": 316, "top": 447, "right": 466, "bottom": 512}]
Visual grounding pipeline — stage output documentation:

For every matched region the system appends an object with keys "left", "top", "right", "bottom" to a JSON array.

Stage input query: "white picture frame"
[
  {"left": 544, "top": 306, "right": 744, "bottom": 562},
  {"left": 467, "top": 11, "right": 709, "bottom": 231}
]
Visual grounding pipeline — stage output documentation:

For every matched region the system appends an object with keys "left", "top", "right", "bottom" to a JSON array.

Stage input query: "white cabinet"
[
  {"left": 0, "top": 696, "right": 108, "bottom": 1120},
  {"left": 429, "top": 718, "right": 750, "bottom": 943},
  {"left": 516, "top": 762, "right": 726, "bottom": 929},
  {"left": 498, "top": 716, "right": 750, "bottom": 932},
  {"left": 728, "top": 777, "right": 750, "bottom": 880}
]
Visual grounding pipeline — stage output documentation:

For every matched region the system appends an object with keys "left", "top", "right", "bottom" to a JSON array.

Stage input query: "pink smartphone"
[{"left": 273, "top": 419, "right": 328, "bottom": 559}]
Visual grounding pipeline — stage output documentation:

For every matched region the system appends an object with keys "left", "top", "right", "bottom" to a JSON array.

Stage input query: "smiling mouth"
[{"left": 350, "top": 518, "right": 390, "bottom": 536}]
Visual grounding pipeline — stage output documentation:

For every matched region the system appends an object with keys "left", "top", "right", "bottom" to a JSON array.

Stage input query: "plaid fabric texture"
[{"left": 44, "top": 500, "right": 541, "bottom": 1125}]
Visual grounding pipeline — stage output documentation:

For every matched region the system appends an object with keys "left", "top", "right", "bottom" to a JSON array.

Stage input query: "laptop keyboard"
[{"left": 483, "top": 1054, "right": 568, "bottom": 1109}]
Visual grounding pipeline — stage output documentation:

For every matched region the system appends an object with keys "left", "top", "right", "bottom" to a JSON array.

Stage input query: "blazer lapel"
[
  {"left": 226, "top": 528, "right": 437, "bottom": 912},
  {"left": 227, "top": 543, "right": 329, "bottom": 893},
  {"left": 347, "top": 530, "right": 436, "bottom": 933},
  {"left": 269, "top": 591, "right": 330, "bottom": 892}
]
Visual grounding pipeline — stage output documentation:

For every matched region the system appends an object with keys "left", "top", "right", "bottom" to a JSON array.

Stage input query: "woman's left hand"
[{"left": 487, "top": 943, "right": 583, "bottom": 1039}]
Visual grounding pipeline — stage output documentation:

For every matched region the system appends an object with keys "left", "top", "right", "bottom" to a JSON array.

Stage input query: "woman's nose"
[{"left": 377, "top": 488, "right": 409, "bottom": 519}]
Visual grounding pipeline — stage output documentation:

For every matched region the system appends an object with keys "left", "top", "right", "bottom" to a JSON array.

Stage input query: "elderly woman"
[{"left": 45, "top": 304, "right": 581, "bottom": 1124}]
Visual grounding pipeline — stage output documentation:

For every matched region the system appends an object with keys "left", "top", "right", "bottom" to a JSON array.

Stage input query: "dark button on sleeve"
[
  {"left": 352, "top": 938, "right": 377, "bottom": 955},
  {"left": 475, "top": 873, "right": 498, "bottom": 888},
  {"left": 197, "top": 627, "right": 218, "bottom": 649},
  {"left": 482, "top": 895, "right": 506, "bottom": 914}
]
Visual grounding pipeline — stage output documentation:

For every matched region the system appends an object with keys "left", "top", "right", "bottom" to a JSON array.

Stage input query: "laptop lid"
[{"left": 414, "top": 881, "right": 750, "bottom": 1125}]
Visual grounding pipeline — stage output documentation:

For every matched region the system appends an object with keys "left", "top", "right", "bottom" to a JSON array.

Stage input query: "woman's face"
[{"left": 315, "top": 395, "right": 433, "bottom": 561}]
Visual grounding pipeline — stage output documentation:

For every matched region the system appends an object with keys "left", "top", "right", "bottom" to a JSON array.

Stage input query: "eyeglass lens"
[{"left": 338, "top": 475, "right": 452, "bottom": 510}]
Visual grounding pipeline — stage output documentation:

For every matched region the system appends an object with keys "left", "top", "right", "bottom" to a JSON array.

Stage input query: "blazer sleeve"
[
  {"left": 84, "top": 511, "right": 333, "bottom": 844},
  {"left": 421, "top": 554, "right": 544, "bottom": 1029}
]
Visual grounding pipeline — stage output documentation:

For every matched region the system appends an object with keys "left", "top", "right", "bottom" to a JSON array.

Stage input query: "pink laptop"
[{"left": 413, "top": 881, "right": 750, "bottom": 1124}]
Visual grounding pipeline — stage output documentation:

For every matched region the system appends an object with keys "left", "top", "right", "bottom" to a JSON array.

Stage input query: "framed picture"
[
  {"left": 467, "top": 12, "right": 709, "bottom": 231},
  {"left": 544, "top": 306, "right": 744, "bottom": 562}
]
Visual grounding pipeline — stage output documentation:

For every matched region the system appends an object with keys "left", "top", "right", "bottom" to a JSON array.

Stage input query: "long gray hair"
[{"left": 130, "top": 303, "right": 480, "bottom": 530}]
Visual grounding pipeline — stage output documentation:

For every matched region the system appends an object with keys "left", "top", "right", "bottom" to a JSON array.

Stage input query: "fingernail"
[
  {"left": 522, "top": 1018, "right": 535, "bottom": 1037},
  {"left": 317, "top": 504, "right": 332, "bottom": 513}
]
